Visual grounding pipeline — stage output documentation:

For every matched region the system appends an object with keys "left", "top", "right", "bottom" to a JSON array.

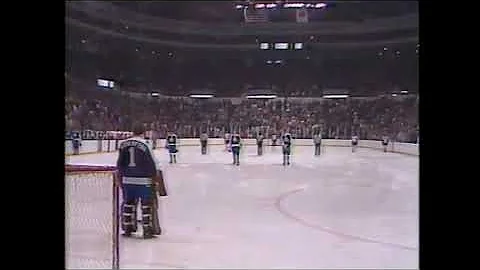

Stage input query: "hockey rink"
[{"left": 65, "top": 144, "right": 419, "bottom": 269}]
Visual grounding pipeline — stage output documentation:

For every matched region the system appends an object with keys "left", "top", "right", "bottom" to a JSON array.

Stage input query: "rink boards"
[{"left": 65, "top": 138, "right": 419, "bottom": 157}]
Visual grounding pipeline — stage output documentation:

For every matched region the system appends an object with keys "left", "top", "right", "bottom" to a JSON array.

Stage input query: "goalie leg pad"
[
  {"left": 141, "top": 199, "right": 161, "bottom": 237},
  {"left": 141, "top": 203, "right": 153, "bottom": 227},
  {"left": 121, "top": 200, "right": 137, "bottom": 232}
]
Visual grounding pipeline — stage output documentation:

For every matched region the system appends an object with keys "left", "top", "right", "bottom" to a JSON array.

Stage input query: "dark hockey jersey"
[
  {"left": 230, "top": 134, "right": 241, "bottom": 147},
  {"left": 282, "top": 134, "right": 292, "bottom": 147},
  {"left": 72, "top": 138, "right": 81, "bottom": 149},
  {"left": 166, "top": 135, "right": 177, "bottom": 146},
  {"left": 117, "top": 136, "right": 160, "bottom": 185},
  {"left": 256, "top": 134, "right": 264, "bottom": 145},
  {"left": 166, "top": 134, "right": 178, "bottom": 153}
]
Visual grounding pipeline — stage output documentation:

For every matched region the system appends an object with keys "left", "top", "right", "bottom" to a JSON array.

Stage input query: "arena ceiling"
[{"left": 109, "top": 1, "right": 418, "bottom": 23}]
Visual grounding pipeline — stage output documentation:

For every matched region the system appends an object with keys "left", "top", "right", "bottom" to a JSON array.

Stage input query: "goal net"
[{"left": 65, "top": 165, "right": 120, "bottom": 269}]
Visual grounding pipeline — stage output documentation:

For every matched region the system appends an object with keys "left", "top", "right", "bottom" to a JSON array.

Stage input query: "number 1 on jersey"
[{"left": 128, "top": 147, "right": 136, "bottom": 167}]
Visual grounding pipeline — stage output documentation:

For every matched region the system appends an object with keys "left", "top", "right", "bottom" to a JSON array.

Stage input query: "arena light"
[
  {"left": 401, "top": 90, "right": 409, "bottom": 94},
  {"left": 189, "top": 94, "right": 214, "bottom": 98},
  {"left": 235, "top": 4, "right": 244, "bottom": 9},
  {"left": 97, "top": 78, "right": 114, "bottom": 89},
  {"left": 323, "top": 94, "right": 349, "bottom": 99},
  {"left": 246, "top": 95, "right": 278, "bottom": 99},
  {"left": 274, "top": 43, "right": 289, "bottom": 50},
  {"left": 151, "top": 92, "right": 159, "bottom": 97},
  {"left": 315, "top": 3, "right": 327, "bottom": 8},
  {"left": 392, "top": 93, "right": 398, "bottom": 97},
  {"left": 284, "top": 3, "right": 305, "bottom": 8}
]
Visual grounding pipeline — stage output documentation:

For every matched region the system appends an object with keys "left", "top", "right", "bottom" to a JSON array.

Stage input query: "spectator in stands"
[{"left": 65, "top": 81, "right": 418, "bottom": 143}]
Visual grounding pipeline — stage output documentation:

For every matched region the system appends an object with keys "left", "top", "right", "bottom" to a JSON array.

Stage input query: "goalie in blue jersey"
[{"left": 116, "top": 124, "right": 167, "bottom": 239}]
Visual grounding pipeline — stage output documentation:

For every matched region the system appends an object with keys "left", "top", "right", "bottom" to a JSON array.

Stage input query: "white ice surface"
[{"left": 66, "top": 145, "right": 418, "bottom": 269}]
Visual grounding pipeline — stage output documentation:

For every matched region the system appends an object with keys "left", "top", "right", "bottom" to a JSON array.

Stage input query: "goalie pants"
[{"left": 121, "top": 184, "right": 160, "bottom": 235}]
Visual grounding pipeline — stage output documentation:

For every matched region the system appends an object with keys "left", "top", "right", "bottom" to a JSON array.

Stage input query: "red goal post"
[{"left": 65, "top": 164, "right": 120, "bottom": 269}]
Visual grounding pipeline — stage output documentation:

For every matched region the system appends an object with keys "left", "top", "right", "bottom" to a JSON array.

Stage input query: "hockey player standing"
[
  {"left": 151, "top": 131, "right": 157, "bottom": 150},
  {"left": 224, "top": 132, "right": 231, "bottom": 152},
  {"left": 313, "top": 132, "right": 322, "bottom": 156},
  {"left": 256, "top": 132, "right": 264, "bottom": 156},
  {"left": 200, "top": 132, "right": 208, "bottom": 155},
  {"left": 116, "top": 124, "right": 167, "bottom": 239},
  {"left": 152, "top": 135, "right": 157, "bottom": 150},
  {"left": 72, "top": 132, "right": 81, "bottom": 155},
  {"left": 382, "top": 135, "right": 389, "bottom": 152},
  {"left": 230, "top": 133, "right": 241, "bottom": 165},
  {"left": 351, "top": 135, "right": 359, "bottom": 153},
  {"left": 165, "top": 132, "right": 178, "bottom": 163},
  {"left": 282, "top": 133, "right": 292, "bottom": 166}
]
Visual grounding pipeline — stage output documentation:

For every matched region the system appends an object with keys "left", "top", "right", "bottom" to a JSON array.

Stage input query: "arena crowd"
[{"left": 65, "top": 77, "right": 418, "bottom": 143}]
